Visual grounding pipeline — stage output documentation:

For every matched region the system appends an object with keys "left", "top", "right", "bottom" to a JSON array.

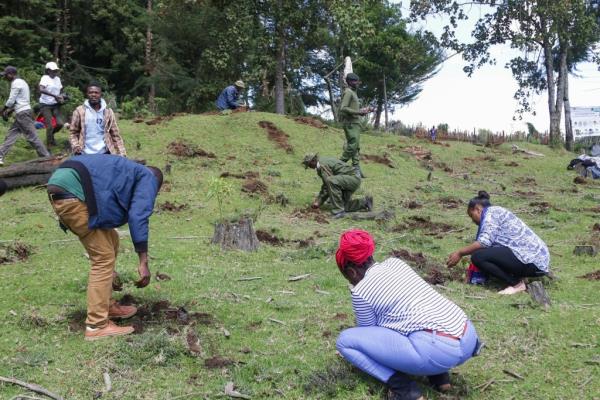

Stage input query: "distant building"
[{"left": 572, "top": 107, "right": 600, "bottom": 139}]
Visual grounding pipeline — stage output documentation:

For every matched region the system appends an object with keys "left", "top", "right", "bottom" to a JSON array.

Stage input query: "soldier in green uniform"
[
  {"left": 339, "top": 73, "right": 372, "bottom": 178},
  {"left": 303, "top": 153, "right": 372, "bottom": 219}
]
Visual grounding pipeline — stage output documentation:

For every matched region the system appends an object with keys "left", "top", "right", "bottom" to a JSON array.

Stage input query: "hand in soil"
[
  {"left": 446, "top": 251, "right": 462, "bottom": 268},
  {"left": 135, "top": 261, "right": 151, "bottom": 288}
]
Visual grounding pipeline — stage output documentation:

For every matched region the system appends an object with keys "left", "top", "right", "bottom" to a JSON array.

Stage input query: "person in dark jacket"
[
  {"left": 47, "top": 154, "right": 162, "bottom": 340},
  {"left": 0, "top": 179, "right": 6, "bottom": 196},
  {"left": 216, "top": 80, "right": 245, "bottom": 112}
]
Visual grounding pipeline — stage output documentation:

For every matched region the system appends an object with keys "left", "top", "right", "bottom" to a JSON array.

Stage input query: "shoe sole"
[{"left": 84, "top": 329, "right": 134, "bottom": 341}]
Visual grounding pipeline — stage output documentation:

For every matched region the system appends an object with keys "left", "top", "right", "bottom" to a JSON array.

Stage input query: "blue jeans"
[{"left": 336, "top": 321, "right": 478, "bottom": 383}]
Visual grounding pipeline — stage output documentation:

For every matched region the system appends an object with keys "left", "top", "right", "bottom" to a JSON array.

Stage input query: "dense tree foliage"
[{"left": 0, "top": 0, "right": 442, "bottom": 118}]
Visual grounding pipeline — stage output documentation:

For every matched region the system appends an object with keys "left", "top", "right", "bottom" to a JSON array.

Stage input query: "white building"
[{"left": 572, "top": 107, "right": 600, "bottom": 139}]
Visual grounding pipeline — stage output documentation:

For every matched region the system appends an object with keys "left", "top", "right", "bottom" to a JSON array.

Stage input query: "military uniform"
[
  {"left": 315, "top": 156, "right": 369, "bottom": 214},
  {"left": 339, "top": 87, "right": 363, "bottom": 168}
]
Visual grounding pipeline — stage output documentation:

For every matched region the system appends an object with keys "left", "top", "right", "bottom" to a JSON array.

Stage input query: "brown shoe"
[
  {"left": 84, "top": 321, "right": 134, "bottom": 341},
  {"left": 108, "top": 303, "right": 137, "bottom": 320}
]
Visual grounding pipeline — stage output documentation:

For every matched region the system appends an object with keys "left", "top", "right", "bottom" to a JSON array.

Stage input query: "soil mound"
[
  {"left": 292, "top": 116, "right": 328, "bottom": 129},
  {"left": 361, "top": 154, "right": 395, "bottom": 168},
  {"left": 158, "top": 201, "right": 188, "bottom": 212},
  {"left": 242, "top": 179, "right": 269, "bottom": 194},
  {"left": 167, "top": 140, "right": 216, "bottom": 158},
  {"left": 0, "top": 241, "right": 33, "bottom": 265},
  {"left": 258, "top": 120, "right": 294, "bottom": 153}
]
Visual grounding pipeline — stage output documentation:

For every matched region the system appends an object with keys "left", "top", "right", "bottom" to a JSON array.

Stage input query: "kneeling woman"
[
  {"left": 335, "top": 230, "right": 480, "bottom": 400},
  {"left": 447, "top": 191, "right": 550, "bottom": 294}
]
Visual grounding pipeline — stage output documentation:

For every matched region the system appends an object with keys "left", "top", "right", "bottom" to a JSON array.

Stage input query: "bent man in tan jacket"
[{"left": 70, "top": 83, "right": 126, "bottom": 156}]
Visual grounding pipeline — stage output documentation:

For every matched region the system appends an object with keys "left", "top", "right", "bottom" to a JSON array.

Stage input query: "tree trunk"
[
  {"left": 560, "top": 41, "right": 574, "bottom": 151},
  {"left": 211, "top": 218, "right": 260, "bottom": 252},
  {"left": 325, "top": 78, "right": 337, "bottom": 122},
  {"left": 145, "top": 0, "right": 156, "bottom": 113},
  {"left": 541, "top": 22, "right": 561, "bottom": 145},
  {"left": 0, "top": 157, "right": 64, "bottom": 191},
  {"left": 374, "top": 94, "right": 383, "bottom": 129},
  {"left": 383, "top": 74, "right": 389, "bottom": 130},
  {"left": 274, "top": 3, "right": 285, "bottom": 115},
  {"left": 53, "top": 2, "right": 62, "bottom": 59},
  {"left": 61, "top": 0, "right": 71, "bottom": 66}
]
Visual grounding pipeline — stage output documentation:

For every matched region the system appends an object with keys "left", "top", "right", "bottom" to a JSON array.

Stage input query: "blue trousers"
[{"left": 336, "top": 321, "right": 478, "bottom": 383}]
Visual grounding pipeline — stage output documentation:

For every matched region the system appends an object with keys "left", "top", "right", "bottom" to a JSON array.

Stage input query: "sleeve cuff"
[{"left": 134, "top": 241, "right": 148, "bottom": 253}]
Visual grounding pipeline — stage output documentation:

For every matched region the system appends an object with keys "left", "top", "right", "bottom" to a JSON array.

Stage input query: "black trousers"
[{"left": 471, "top": 246, "right": 545, "bottom": 286}]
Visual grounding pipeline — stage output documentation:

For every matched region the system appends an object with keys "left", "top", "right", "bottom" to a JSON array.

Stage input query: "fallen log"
[
  {"left": 511, "top": 144, "right": 544, "bottom": 157},
  {"left": 0, "top": 156, "right": 64, "bottom": 191},
  {"left": 0, "top": 376, "right": 65, "bottom": 400}
]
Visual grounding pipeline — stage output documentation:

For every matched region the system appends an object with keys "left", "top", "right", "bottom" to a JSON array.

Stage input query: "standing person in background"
[
  {"left": 215, "top": 80, "right": 245, "bottom": 113},
  {"left": 335, "top": 230, "right": 481, "bottom": 400},
  {"left": 70, "top": 83, "right": 127, "bottom": 156},
  {"left": 429, "top": 125, "right": 437, "bottom": 142},
  {"left": 38, "top": 61, "right": 65, "bottom": 147},
  {"left": 0, "top": 66, "right": 50, "bottom": 166},
  {"left": 446, "top": 191, "right": 550, "bottom": 294},
  {"left": 339, "top": 73, "right": 372, "bottom": 179}
]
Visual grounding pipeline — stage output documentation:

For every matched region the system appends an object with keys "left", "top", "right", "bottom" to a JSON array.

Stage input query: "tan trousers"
[{"left": 50, "top": 199, "right": 119, "bottom": 328}]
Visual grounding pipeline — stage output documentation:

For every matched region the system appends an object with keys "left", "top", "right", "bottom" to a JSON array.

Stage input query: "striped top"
[{"left": 351, "top": 257, "right": 467, "bottom": 337}]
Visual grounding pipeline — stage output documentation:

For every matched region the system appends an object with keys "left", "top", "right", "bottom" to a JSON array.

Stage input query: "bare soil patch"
[
  {"left": 241, "top": 179, "right": 269, "bottom": 194},
  {"left": 158, "top": 201, "right": 188, "bottom": 212},
  {"left": 405, "top": 200, "right": 423, "bottom": 209},
  {"left": 204, "top": 356, "right": 234, "bottom": 369},
  {"left": 146, "top": 115, "right": 173, "bottom": 125},
  {"left": 579, "top": 270, "right": 600, "bottom": 280},
  {"left": 505, "top": 161, "right": 520, "bottom": 167},
  {"left": 574, "top": 176, "right": 587, "bottom": 184},
  {"left": 515, "top": 190, "right": 538, "bottom": 198},
  {"left": 255, "top": 229, "right": 316, "bottom": 248},
  {"left": 258, "top": 120, "right": 294, "bottom": 153},
  {"left": 439, "top": 196, "right": 463, "bottom": 209},
  {"left": 403, "top": 146, "right": 432, "bottom": 161},
  {"left": 392, "top": 216, "right": 458, "bottom": 237},
  {"left": 514, "top": 177, "right": 537, "bottom": 185},
  {"left": 0, "top": 241, "right": 33, "bottom": 265},
  {"left": 361, "top": 153, "right": 395, "bottom": 168},
  {"left": 291, "top": 207, "right": 330, "bottom": 224},
  {"left": 292, "top": 116, "right": 328, "bottom": 129},
  {"left": 593, "top": 223, "right": 600, "bottom": 232},
  {"left": 220, "top": 171, "right": 259, "bottom": 179},
  {"left": 167, "top": 140, "right": 216, "bottom": 158},
  {"left": 434, "top": 161, "right": 453, "bottom": 173},
  {"left": 390, "top": 248, "right": 460, "bottom": 285}
]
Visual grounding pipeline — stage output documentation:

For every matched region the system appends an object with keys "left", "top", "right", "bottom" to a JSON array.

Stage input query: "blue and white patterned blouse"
[{"left": 476, "top": 206, "right": 550, "bottom": 272}]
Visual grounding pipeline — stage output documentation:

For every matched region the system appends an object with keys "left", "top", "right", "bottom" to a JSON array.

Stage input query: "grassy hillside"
[{"left": 0, "top": 112, "right": 598, "bottom": 399}]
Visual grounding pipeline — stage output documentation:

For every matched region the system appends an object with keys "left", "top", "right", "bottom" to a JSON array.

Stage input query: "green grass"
[{"left": 0, "top": 112, "right": 598, "bottom": 399}]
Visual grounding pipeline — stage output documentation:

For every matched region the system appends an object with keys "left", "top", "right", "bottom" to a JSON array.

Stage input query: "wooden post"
[{"left": 325, "top": 78, "right": 337, "bottom": 122}]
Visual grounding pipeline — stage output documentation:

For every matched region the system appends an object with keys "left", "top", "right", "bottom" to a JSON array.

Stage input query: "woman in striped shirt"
[
  {"left": 335, "top": 230, "right": 480, "bottom": 400},
  {"left": 446, "top": 191, "right": 550, "bottom": 294}
]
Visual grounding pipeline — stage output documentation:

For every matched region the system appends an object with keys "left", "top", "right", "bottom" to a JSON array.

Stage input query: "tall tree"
[{"left": 410, "top": 0, "right": 600, "bottom": 147}]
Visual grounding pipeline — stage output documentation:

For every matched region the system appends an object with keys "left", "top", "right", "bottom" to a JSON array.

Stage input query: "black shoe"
[
  {"left": 365, "top": 196, "right": 373, "bottom": 211},
  {"left": 428, "top": 372, "right": 450, "bottom": 392},
  {"left": 386, "top": 372, "right": 422, "bottom": 400},
  {"left": 332, "top": 211, "right": 346, "bottom": 219}
]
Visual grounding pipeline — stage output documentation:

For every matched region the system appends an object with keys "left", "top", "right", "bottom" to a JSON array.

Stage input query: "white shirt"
[
  {"left": 351, "top": 258, "right": 467, "bottom": 337},
  {"left": 39, "top": 75, "right": 62, "bottom": 105},
  {"left": 83, "top": 99, "right": 108, "bottom": 154},
  {"left": 5, "top": 78, "right": 31, "bottom": 114}
]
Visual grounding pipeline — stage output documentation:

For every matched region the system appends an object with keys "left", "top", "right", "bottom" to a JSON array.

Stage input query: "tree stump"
[
  {"left": 0, "top": 156, "right": 64, "bottom": 191},
  {"left": 527, "top": 281, "right": 551, "bottom": 311},
  {"left": 211, "top": 218, "right": 260, "bottom": 251}
]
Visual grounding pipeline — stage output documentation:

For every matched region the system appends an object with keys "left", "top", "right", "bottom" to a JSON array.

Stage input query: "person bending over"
[
  {"left": 447, "top": 191, "right": 550, "bottom": 295},
  {"left": 335, "top": 229, "right": 480, "bottom": 400},
  {"left": 47, "top": 155, "right": 162, "bottom": 340},
  {"left": 215, "top": 80, "right": 245, "bottom": 112},
  {"left": 302, "top": 153, "right": 372, "bottom": 219},
  {"left": 69, "top": 83, "right": 126, "bottom": 156}
]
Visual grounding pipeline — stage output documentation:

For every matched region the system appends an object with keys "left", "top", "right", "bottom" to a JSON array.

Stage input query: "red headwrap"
[{"left": 335, "top": 229, "right": 375, "bottom": 271}]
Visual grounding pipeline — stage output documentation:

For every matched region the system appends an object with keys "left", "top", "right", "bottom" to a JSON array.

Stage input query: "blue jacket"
[
  {"left": 57, "top": 154, "right": 159, "bottom": 253},
  {"left": 215, "top": 85, "right": 240, "bottom": 110}
]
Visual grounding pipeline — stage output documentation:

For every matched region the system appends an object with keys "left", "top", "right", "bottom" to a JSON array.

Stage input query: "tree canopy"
[{"left": 0, "top": 0, "right": 442, "bottom": 118}]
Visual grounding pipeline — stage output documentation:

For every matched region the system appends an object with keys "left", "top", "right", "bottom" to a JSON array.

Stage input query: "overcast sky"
[{"left": 388, "top": 2, "right": 600, "bottom": 133}]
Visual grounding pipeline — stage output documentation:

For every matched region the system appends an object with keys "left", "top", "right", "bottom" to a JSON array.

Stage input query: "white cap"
[{"left": 45, "top": 62, "right": 60, "bottom": 71}]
